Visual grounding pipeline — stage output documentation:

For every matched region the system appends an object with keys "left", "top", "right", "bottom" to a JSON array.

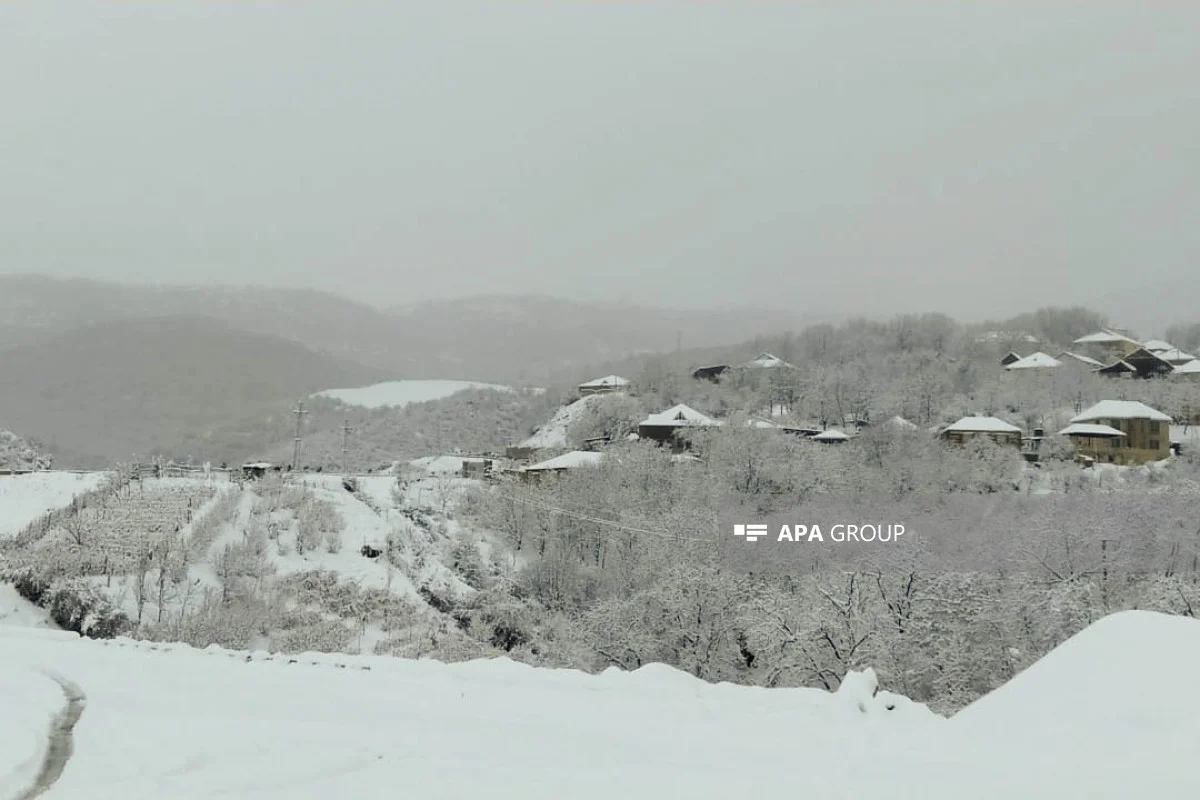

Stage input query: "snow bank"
[
  {"left": 0, "top": 583, "right": 59, "bottom": 630},
  {"left": 0, "top": 471, "right": 107, "bottom": 538},
  {"left": 315, "top": 380, "right": 511, "bottom": 409},
  {"left": 2, "top": 612, "right": 1198, "bottom": 798},
  {"left": 935, "top": 611, "right": 1200, "bottom": 796},
  {"left": 0, "top": 663, "right": 65, "bottom": 798}
]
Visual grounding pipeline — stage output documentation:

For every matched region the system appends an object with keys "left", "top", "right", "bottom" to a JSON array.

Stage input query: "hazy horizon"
[{"left": 3, "top": 2, "right": 1198, "bottom": 320}]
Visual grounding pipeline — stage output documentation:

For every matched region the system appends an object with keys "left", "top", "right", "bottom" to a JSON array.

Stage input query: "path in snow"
[{"left": 14, "top": 674, "right": 86, "bottom": 800}]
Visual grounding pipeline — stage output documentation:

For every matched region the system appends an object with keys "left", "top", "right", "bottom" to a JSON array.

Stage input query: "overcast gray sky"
[{"left": 2, "top": 2, "right": 1197, "bottom": 319}]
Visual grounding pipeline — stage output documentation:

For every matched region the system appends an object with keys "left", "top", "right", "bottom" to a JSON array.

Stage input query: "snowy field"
[
  {"left": 1, "top": 611, "right": 1198, "bottom": 799},
  {"left": 0, "top": 471, "right": 107, "bottom": 538},
  {"left": 314, "top": 379, "right": 512, "bottom": 409}
]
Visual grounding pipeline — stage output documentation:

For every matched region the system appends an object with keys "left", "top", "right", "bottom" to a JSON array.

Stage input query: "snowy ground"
[
  {"left": 1, "top": 611, "right": 1197, "bottom": 799},
  {"left": 314, "top": 379, "right": 512, "bottom": 409},
  {"left": 0, "top": 471, "right": 108, "bottom": 538}
]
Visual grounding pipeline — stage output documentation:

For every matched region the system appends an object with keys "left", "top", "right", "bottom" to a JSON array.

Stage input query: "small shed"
[{"left": 241, "top": 462, "right": 274, "bottom": 480}]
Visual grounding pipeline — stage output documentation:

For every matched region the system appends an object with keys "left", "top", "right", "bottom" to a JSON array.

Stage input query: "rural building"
[
  {"left": 459, "top": 458, "right": 493, "bottom": 479},
  {"left": 1116, "top": 347, "right": 1177, "bottom": 378},
  {"left": 780, "top": 424, "right": 823, "bottom": 438},
  {"left": 241, "top": 462, "right": 274, "bottom": 480},
  {"left": 577, "top": 375, "right": 631, "bottom": 396},
  {"left": 999, "top": 351, "right": 1023, "bottom": 366},
  {"left": 941, "top": 416, "right": 1023, "bottom": 447},
  {"left": 741, "top": 352, "right": 797, "bottom": 370},
  {"left": 812, "top": 429, "right": 850, "bottom": 444},
  {"left": 637, "top": 404, "right": 722, "bottom": 449},
  {"left": 1095, "top": 360, "right": 1139, "bottom": 378},
  {"left": 1172, "top": 360, "right": 1200, "bottom": 380},
  {"left": 1152, "top": 348, "right": 1196, "bottom": 366},
  {"left": 1005, "top": 352, "right": 1062, "bottom": 371},
  {"left": 519, "top": 451, "right": 603, "bottom": 483},
  {"left": 1143, "top": 339, "right": 1175, "bottom": 353},
  {"left": 1057, "top": 351, "right": 1104, "bottom": 369},
  {"left": 1060, "top": 400, "right": 1172, "bottom": 465},
  {"left": 692, "top": 364, "right": 731, "bottom": 382},
  {"left": 1072, "top": 330, "right": 1142, "bottom": 362}
]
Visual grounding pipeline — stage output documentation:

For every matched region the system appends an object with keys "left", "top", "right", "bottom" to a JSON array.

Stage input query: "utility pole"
[
  {"left": 340, "top": 418, "right": 354, "bottom": 475},
  {"left": 291, "top": 400, "right": 308, "bottom": 471}
]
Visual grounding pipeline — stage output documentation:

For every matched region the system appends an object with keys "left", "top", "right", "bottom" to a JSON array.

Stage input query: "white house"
[
  {"left": 1005, "top": 352, "right": 1062, "bottom": 370},
  {"left": 941, "top": 416, "right": 1023, "bottom": 447}
]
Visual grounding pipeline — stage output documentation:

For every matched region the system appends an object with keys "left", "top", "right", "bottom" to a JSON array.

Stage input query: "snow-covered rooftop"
[
  {"left": 1071, "top": 400, "right": 1172, "bottom": 423},
  {"left": 1057, "top": 423, "right": 1126, "bottom": 438},
  {"left": 741, "top": 352, "right": 796, "bottom": 369},
  {"left": 1153, "top": 348, "right": 1195, "bottom": 363},
  {"left": 1057, "top": 351, "right": 1104, "bottom": 367},
  {"left": 578, "top": 375, "right": 630, "bottom": 389},
  {"left": 1005, "top": 352, "right": 1061, "bottom": 370},
  {"left": 1142, "top": 339, "right": 1174, "bottom": 352},
  {"left": 639, "top": 404, "right": 721, "bottom": 428},
  {"left": 1073, "top": 329, "right": 1140, "bottom": 345},
  {"left": 813, "top": 429, "right": 850, "bottom": 441},
  {"left": 945, "top": 416, "right": 1023, "bottom": 434},
  {"left": 887, "top": 416, "right": 919, "bottom": 430},
  {"left": 523, "top": 451, "right": 604, "bottom": 472},
  {"left": 1173, "top": 360, "right": 1200, "bottom": 375}
]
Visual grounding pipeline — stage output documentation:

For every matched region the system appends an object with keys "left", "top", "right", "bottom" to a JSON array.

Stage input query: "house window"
[{"left": 1150, "top": 439, "right": 1160, "bottom": 450}]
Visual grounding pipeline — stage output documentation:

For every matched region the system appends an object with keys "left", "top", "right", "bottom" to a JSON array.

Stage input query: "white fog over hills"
[{"left": 0, "top": 275, "right": 809, "bottom": 385}]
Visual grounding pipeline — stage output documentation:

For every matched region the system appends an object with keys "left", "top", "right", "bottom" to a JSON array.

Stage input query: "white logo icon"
[{"left": 734, "top": 524, "right": 769, "bottom": 542}]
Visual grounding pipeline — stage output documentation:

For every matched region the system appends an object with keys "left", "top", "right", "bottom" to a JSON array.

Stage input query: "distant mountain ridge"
[
  {"left": 0, "top": 275, "right": 806, "bottom": 384},
  {"left": 0, "top": 315, "right": 381, "bottom": 467}
]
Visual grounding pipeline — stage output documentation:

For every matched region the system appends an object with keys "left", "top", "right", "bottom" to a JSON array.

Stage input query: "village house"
[
  {"left": 1057, "top": 351, "right": 1104, "bottom": 370},
  {"left": 1142, "top": 339, "right": 1175, "bottom": 353},
  {"left": 1172, "top": 360, "right": 1200, "bottom": 380},
  {"left": 1097, "top": 347, "right": 1175, "bottom": 379},
  {"left": 1152, "top": 348, "right": 1196, "bottom": 366},
  {"left": 1072, "top": 329, "right": 1142, "bottom": 362},
  {"left": 812, "top": 429, "right": 850, "bottom": 444},
  {"left": 577, "top": 375, "right": 631, "bottom": 396},
  {"left": 692, "top": 364, "right": 731, "bottom": 382},
  {"left": 1005, "top": 351, "right": 1062, "bottom": 371},
  {"left": 741, "top": 352, "right": 797, "bottom": 370},
  {"left": 940, "top": 416, "right": 1024, "bottom": 447},
  {"left": 1058, "top": 400, "right": 1172, "bottom": 465},
  {"left": 519, "top": 451, "right": 603, "bottom": 483},
  {"left": 637, "top": 404, "right": 722, "bottom": 450},
  {"left": 999, "top": 351, "right": 1023, "bottom": 367}
]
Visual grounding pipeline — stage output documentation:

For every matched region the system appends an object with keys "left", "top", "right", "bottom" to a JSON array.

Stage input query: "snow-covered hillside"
[
  {"left": 0, "top": 471, "right": 108, "bottom": 538},
  {"left": 1, "top": 611, "right": 1197, "bottom": 798},
  {"left": 516, "top": 393, "right": 606, "bottom": 450},
  {"left": 315, "top": 380, "right": 513, "bottom": 409},
  {"left": 0, "top": 466, "right": 496, "bottom": 656}
]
